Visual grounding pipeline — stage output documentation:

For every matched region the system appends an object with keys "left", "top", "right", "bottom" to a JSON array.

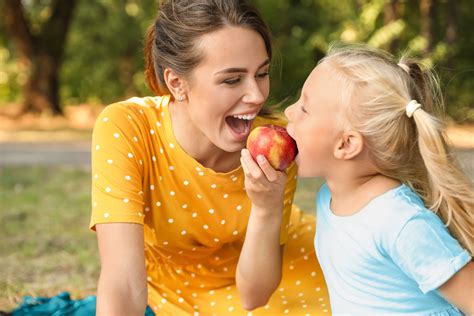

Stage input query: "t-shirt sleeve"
[
  {"left": 279, "top": 161, "right": 298, "bottom": 245},
  {"left": 390, "top": 211, "right": 471, "bottom": 293},
  {"left": 89, "top": 103, "right": 146, "bottom": 230}
]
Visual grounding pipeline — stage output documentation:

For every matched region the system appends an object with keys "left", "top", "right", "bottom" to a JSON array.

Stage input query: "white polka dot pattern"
[{"left": 90, "top": 96, "right": 329, "bottom": 314}]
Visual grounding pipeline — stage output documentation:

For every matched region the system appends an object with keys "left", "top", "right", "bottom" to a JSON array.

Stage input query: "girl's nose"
[{"left": 284, "top": 103, "right": 295, "bottom": 121}]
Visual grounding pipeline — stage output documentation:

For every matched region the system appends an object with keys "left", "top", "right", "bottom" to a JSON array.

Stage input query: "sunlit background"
[{"left": 1, "top": 0, "right": 473, "bottom": 311}]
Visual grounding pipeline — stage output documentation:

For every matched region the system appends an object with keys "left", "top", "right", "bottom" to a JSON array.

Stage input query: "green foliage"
[
  {"left": 0, "top": 0, "right": 473, "bottom": 120},
  {"left": 60, "top": 0, "right": 156, "bottom": 105}
]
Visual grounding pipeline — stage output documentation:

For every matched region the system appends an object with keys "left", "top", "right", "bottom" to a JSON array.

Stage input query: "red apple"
[{"left": 246, "top": 124, "right": 298, "bottom": 171}]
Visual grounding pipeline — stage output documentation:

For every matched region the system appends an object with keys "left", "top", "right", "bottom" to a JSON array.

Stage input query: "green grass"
[
  {"left": 294, "top": 177, "right": 324, "bottom": 214},
  {"left": 0, "top": 166, "right": 98, "bottom": 310},
  {"left": 0, "top": 165, "right": 323, "bottom": 311}
]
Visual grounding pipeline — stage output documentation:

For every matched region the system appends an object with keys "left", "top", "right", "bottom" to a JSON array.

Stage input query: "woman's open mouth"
[{"left": 225, "top": 113, "right": 257, "bottom": 141}]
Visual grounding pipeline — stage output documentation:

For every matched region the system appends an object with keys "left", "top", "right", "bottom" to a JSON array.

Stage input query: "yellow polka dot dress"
[{"left": 90, "top": 96, "right": 330, "bottom": 315}]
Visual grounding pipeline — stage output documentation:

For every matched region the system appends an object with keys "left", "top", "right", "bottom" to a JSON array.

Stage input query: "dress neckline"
[{"left": 158, "top": 95, "right": 244, "bottom": 182}]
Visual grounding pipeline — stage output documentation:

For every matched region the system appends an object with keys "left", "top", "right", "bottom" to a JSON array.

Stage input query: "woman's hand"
[
  {"left": 237, "top": 149, "right": 287, "bottom": 310},
  {"left": 240, "top": 148, "right": 288, "bottom": 213}
]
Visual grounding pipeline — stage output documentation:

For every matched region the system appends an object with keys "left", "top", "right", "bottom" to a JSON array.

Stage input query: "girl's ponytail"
[{"left": 406, "top": 62, "right": 474, "bottom": 254}]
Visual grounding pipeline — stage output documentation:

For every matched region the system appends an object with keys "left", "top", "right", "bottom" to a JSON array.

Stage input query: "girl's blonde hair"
[{"left": 322, "top": 43, "right": 473, "bottom": 254}]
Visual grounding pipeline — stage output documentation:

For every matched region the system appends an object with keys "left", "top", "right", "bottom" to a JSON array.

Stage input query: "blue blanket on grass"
[{"left": 8, "top": 292, "right": 155, "bottom": 316}]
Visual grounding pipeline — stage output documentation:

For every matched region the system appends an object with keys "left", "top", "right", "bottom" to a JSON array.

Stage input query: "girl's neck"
[
  {"left": 169, "top": 101, "right": 241, "bottom": 173},
  {"left": 326, "top": 173, "right": 401, "bottom": 216}
]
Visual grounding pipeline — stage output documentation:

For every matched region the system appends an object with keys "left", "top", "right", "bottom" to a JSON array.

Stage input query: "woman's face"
[
  {"left": 183, "top": 26, "right": 270, "bottom": 153},
  {"left": 285, "top": 62, "right": 344, "bottom": 177}
]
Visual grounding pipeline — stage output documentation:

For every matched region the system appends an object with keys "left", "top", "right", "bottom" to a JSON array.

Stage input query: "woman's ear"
[
  {"left": 163, "top": 68, "right": 187, "bottom": 101},
  {"left": 333, "top": 130, "right": 364, "bottom": 160}
]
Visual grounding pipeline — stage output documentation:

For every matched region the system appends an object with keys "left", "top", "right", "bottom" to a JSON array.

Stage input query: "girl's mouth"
[{"left": 225, "top": 113, "right": 257, "bottom": 141}]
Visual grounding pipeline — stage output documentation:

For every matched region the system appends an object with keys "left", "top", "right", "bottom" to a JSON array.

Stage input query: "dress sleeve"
[
  {"left": 89, "top": 103, "right": 146, "bottom": 230},
  {"left": 390, "top": 211, "right": 471, "bottom": 293},
  {"left": 279, "top": 161, "right": 298, "bottom": 244}
]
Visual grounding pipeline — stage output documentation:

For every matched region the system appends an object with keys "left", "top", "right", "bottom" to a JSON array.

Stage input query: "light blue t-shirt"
[{"left": 315, "top": 183, "right": 471, "bottom": 315}]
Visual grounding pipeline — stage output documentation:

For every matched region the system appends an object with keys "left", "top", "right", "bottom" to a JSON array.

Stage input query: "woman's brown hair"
[{"left": 144, "top": 0, "right": 272, "bottom": 99}]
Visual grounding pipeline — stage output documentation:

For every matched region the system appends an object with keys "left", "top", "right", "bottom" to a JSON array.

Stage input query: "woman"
[{"left": 90, "top": 0, "right": 329, "bottom": 315}]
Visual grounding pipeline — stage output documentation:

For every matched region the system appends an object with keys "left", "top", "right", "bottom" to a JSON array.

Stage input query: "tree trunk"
[
  {"left": 420, "top": 0, "right": 436, "bottom": 54},
  {"left": 2, "top": 0, "right": 77, "bottom": 115},
  {"left": 445, "top": 0, "right": 457, "bottom": 45},
  {"left": 24, "top": 53, "right": 61, "bottom": 114},
  {"left": 384, "top": 0, "right": 400, "bottom": 53}
]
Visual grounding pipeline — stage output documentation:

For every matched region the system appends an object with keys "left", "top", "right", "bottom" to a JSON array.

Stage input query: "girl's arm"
[
  {"left": 96, "top": 223, "right": 148, "bottom": 316},
  {"left": 439, "top": 261, "right": 474, "bottom": 314},
  {"left": 236, "top": 149, "right": 288, "bottom": 310}
]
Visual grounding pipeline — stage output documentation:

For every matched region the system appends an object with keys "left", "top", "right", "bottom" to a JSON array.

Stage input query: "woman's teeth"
[{"left": 232, "top": 113, "right": 257, "bottom": 120}]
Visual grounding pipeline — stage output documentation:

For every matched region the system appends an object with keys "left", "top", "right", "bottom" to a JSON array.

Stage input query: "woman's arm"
[
  {"left": 96, "top": 223, "right": 148, "bottom": 316},
  {"left": 237, "top": 149, "right": 288, "bottom": 310},
  {"left": 438, "top": 261, "right": 474, "bottom": 314},
  {"left": 236, "top": 207, "right": 284, "bottom": 310}
]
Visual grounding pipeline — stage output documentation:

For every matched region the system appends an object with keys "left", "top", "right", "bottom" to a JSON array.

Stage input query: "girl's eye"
[
  {"left": 301, "top": 105, "right": 308, "bottom": 114},
  {"left": 223, "top": 77, "right": 241, "bottom": 85}
]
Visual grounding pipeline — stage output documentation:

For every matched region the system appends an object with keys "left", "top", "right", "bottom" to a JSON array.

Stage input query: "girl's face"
[
  {"left": 285, "top": 62, "right": 344, "bottom": 177},
  {"left": 183, "top": 26, "right": 270, "bottom": 153}
]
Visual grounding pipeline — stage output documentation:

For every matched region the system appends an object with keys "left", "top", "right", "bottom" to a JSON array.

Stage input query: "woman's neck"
[
  {"left": 326, "top": 171, "right": 401, "bottom": 217},
  {"left": 169, "top": 101, "right": 241, "bottom": 173}
]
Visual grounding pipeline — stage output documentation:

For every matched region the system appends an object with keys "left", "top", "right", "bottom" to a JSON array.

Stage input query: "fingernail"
[{"left": 257, "top": 155, "right": 265, "bottom": 163}]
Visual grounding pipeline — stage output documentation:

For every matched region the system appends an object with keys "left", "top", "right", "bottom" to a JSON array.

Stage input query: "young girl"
[{"left": 285, "top": 44, "right": 473, "bottom": 315}]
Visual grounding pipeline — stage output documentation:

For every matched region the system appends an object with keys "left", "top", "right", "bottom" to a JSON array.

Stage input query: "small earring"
[{"left": 178, "top": 95, "right": 185, "bottom": 102}]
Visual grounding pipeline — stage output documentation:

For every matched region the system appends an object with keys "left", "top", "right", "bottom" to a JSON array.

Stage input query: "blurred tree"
[
  {"left": 1, "top": 0, "right": 77, "bottom": 114},
  {"left": 0, "top": 0, "right": 472, "bottom": 121},
  {"left": 60, "top": 0, "right": 156, "bottom": 106},
  {"left": 420, "top": 0, "right": 436, "bottom": 54},
  {"left": 384, "top": 0, "right": 400, "bottom": 52}
]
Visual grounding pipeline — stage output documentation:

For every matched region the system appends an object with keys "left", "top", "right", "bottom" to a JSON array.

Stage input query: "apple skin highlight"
[{"left": 246, "top": 124, "right": 298, "bottom": 171}]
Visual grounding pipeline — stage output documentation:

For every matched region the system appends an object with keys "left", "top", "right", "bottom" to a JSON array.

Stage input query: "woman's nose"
[{"left": 242, "top": 80, "right": 267, "bottom": 105}]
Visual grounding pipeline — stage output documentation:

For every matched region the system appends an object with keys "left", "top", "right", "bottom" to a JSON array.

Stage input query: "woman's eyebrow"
[{"left": 215, "top": 59, "right": 270, "bottom": 75}]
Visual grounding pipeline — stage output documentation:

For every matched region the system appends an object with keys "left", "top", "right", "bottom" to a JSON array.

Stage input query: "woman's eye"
[
  {"left": 256, "top": 71, "right": 270, "bottom": 79},
  {"left": 301, "top": 105, "right": 308, "bottom": 113},
  {"left": 223, "top": 77, "right": 241, "bottom": 85}
]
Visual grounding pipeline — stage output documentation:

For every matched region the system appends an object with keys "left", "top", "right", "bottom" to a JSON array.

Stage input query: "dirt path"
[
  {"left": 0, "top": 141, "right": 472, "bottom": 181},
  {"left": 0, "top": 116, "right": 472, "bottom": 178},
  {"left": 0, "top": 141, "right": 91, "bottom": 167}
]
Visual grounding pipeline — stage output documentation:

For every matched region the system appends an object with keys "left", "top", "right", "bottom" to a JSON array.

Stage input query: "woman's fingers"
[
  {"left": 241, "top": 149, "right": 264, "bottom": 180},
  {"left": 241, "top": 149, "right": 279, "bottom": 182},
  {"left": 255, "top": 154, "right": 278, "bottom": 182}
]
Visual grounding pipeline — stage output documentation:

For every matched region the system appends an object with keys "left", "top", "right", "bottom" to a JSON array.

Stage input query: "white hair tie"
[{"left": 406, "top": 100, "right": 422, "bottom": 118}]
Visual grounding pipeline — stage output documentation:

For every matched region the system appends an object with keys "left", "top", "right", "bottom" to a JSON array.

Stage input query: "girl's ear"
[
  {"left": 333, "top": 130, "right": 364, "bottom": 160},
  {"left": 163, "top": 68, "right": 188, "bottom": 100}
]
